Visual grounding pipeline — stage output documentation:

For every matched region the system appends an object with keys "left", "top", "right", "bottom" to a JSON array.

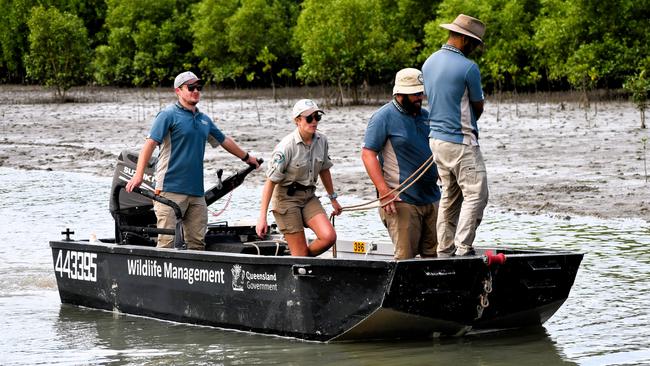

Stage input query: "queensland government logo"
[
  {"left": 231, "top": 264, "right": 245, "bottom": 291},
  {"left": 230, "top": 264, "right": 279, "bottom": 292}
]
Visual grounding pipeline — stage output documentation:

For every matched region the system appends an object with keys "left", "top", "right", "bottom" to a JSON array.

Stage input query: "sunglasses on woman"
[{"left": 304, "top": 113, "right": 322, "bottom": 123}]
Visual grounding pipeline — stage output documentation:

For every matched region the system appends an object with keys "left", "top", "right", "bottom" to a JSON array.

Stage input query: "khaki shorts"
[
  {"left": 379, "top": 201, "right": 438, "bottom": 260},
  {"left": 271, "top": 185, "right": 325, "bottom": 234}
]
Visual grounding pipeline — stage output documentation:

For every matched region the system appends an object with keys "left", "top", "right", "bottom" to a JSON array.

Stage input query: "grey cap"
[
  {"left": 292, "top": 99, "right": 324, "bottom": 118},
  {"left": 174, "top": 71, "right": 200, "bottom": 88}
]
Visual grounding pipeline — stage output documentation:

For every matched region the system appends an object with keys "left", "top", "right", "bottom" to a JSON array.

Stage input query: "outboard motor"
[
  {"left": 109, "top": 150, "right": 159, "bottom": 246},
  {"left": 110, "top": 150, "right": 157, "bottom": 215},
  {"left": 109, "top": 150, "right": 265, "bottom": 249}
]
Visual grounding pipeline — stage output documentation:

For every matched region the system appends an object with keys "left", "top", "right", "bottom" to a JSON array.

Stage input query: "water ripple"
[{"left": 0, "top": 168, "right": 649, "bottom": 365}]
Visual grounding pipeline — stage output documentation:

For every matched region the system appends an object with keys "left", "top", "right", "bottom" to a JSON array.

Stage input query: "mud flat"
[{"left": 1, "top": 85, "right": 648, "bottom": 222}]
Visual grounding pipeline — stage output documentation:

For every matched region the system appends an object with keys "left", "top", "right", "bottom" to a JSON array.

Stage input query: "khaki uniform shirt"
[{"left": 267, "top": 129, "right": 333, "bottom": 187}]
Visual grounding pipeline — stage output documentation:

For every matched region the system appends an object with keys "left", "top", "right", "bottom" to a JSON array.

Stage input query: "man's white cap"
[
  {"left": 292, "top": 99, "right": 324, "bottom": 118},
  {"left": 174, "top": 71, "right": 200, "bottom": 88},
  {"left": 393, "top": 68, "right": 425, "bottom": 95}
]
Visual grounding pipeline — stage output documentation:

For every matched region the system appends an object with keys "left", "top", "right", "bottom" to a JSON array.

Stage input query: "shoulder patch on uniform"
[{"left": 272, "top": 152, "right": 285, "bottom": 165}]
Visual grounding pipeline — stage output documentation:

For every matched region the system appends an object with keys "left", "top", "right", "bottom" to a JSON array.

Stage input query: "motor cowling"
[{"left": 109, "top": 150, "right": 157, "bottom": 214}]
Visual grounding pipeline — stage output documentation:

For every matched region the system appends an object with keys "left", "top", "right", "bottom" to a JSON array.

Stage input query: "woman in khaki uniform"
[{"left": 256, "top": 99, "right": 342, "bottom": 256}]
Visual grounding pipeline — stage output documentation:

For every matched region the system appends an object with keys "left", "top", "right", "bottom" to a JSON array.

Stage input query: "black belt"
[{"left": 286, "top": 182, "right": 314, "bottom": 196}]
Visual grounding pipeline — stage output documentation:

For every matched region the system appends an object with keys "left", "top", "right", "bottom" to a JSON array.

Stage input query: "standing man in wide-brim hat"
[{"left": 421, "top": 14, "right": 488, "bottom": 257}]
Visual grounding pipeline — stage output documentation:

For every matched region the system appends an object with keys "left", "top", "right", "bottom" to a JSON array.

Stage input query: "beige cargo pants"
[
  {"left": 153, "top": 191, "right": 207, "bottom": 250},
  {"left": 429, "top": 139, "right": 489, "bottom": 256}
]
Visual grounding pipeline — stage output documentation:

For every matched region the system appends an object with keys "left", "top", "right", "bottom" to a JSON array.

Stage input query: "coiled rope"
[
  {"left": 339, "top": 155, "right": 435, "bottom": 212},
  {"left": 328, "top": 155, "right": 435, "bottom": 258}
]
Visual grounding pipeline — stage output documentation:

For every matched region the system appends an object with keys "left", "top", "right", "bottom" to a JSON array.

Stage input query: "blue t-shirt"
[
  {"left": 148, "top": 102, "right": 226, "bottom": 196},
  {"left": 422, "top": 45, "right": 484, "bottom": 145},
  {"left": 363, "top": 100, "right": 440, "bottom": 205}
]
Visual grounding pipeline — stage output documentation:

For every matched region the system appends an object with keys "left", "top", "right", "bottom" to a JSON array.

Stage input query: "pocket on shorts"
[{"left": 270, "top": 207, "right": 288, "bottom": 215}]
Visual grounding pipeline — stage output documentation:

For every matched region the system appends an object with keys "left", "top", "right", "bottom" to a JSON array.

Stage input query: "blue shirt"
[
  {"left": 422, "top": 45, "right": 484, "bottom": 145},
  {"left": 363, "top": 100, "right": 440, "bottom": 205},
  {"left": 148, "top": 102, "right": 226, "bottom": 196}
]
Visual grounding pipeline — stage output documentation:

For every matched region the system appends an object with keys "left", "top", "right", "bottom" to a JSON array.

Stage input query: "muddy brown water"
[{"left": 1, "top": 168, "right": 649, "bottom": 365}]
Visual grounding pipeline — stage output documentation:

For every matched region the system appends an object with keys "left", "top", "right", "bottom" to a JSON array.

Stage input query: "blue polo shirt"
[
  {"left": 363, "top": 100, "right": 440, "bottom": 205},
  {"left": 148, "top": 102, "right": 226, "bottom": 196},
  {"left": 422, "top": 45, "right": 484, "bottom": 145}
]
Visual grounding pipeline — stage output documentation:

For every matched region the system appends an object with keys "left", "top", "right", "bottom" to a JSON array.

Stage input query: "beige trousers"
[
  {"left": 429, "top": 139, "right": 489, "bottom": 256},
  {"left": 379, "top": 201, "right": 438, "bottom": 260},
  {"left": 153, "top": 191, "right": 207, "bottom": 250}
]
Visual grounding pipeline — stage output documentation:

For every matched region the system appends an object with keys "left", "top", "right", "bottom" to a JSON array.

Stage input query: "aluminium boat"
[{"left": 50, "top": 151, "right": 583, "bottom": 342}]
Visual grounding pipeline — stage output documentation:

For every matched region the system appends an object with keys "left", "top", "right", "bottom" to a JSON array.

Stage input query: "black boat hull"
[{"left": 50, "top": 240, "right": 583, "bottom": 342}]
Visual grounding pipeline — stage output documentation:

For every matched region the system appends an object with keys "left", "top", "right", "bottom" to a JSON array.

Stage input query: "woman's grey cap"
[
  {"left": 292, "top": 99, "right": 324, "bottom": 118},
  {"left": 174, "top": 71, "right": 200, "bottom": 88}
]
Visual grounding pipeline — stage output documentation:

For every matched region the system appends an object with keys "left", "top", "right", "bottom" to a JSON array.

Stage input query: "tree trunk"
[{"left": 496, "top": 82, "right": 501, "bottom": 123}]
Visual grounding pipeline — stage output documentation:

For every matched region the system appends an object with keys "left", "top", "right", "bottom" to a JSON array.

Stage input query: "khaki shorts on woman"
[{"left": 271, "top": 185, "right": 325, "bottom": 234}]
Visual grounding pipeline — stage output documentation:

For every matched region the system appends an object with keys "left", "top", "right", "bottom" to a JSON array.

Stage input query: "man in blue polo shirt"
[
  {"left": 126, "top": 71, "right": 259, "bottom": 250},
  {"left": 422, "top": 14, "right": 488, "bottom": 257},
  {"left": 362, "top": 68, "right": 440, "bottom": 259}
]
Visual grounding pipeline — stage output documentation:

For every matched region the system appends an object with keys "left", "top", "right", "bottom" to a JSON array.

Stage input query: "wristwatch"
[{"left": 327, "top": 192, "right": 338, "bottom": 200}]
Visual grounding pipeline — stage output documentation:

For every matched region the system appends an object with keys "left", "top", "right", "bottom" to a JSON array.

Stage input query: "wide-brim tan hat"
[
  {"left": 393, "top": 68, "right": 424, "bottom": 95},
  {"left": 440, "top": 14, "right": 485, "bottom": 43}
]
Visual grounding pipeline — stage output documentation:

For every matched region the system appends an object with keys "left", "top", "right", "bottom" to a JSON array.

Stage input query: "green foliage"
[
  {"left": 225, "top": 0, "right": 297, "bottom": 83},
  {"left": 1, "top": 0, "right": 649, "bottom": 96},
  {"left": 57, "top": 0, "right": 108, "bottom": 47},
  {"left": 93, "top": 0, "right": 195, "bottom": 86},
  {"left": 421, "top": 0, "right": 538, "bottom": 92},
  {"left": 623, "top": 67, "right": 650, "bottom": 128},
  {"left": 294, "top": 0, "right": 412, "bottom": 100},
  {"left": 535, "top": 0, "right": 649, "bottom": 91},
  {"left": 378, "top": 0, "right": 441, "bottom": 79},
  {"left": 625, "top": 70, "right": 650, "bottom": 108},
  {"left": 0, "top": 0, "right": 41, "bottom": 82},
  {"left": 191, "top": 0, "right": 239, "bottom": 83},
  {"left": 24, "top": 5, "right": 91, "bottom": 99}
]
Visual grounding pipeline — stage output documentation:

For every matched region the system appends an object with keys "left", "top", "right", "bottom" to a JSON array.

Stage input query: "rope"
[
  {"left": 339, "top": 155, "right": 435, "bottom": 212},
  {"left": 326, "top": 155, "right": 434, "bottom": 259},
  {"left": 243, "top": 242, "right": 261, "bottom": 255},
  {"left": 330, "top": 213, "right": 337, "bottom": 258},
  {"left": 208, "top": 191, "right": 233, "bottom": 217}
]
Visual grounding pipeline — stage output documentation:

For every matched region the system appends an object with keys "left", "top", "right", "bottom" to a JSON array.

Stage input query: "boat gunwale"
[{"left": 49, "top": 240, "right": 584, "bottom": 264}]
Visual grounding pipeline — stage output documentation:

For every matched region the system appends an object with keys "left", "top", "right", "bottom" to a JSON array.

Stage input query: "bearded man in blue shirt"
[{"left": 362, "top": 68, "right": 441, "bottom": 260}]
